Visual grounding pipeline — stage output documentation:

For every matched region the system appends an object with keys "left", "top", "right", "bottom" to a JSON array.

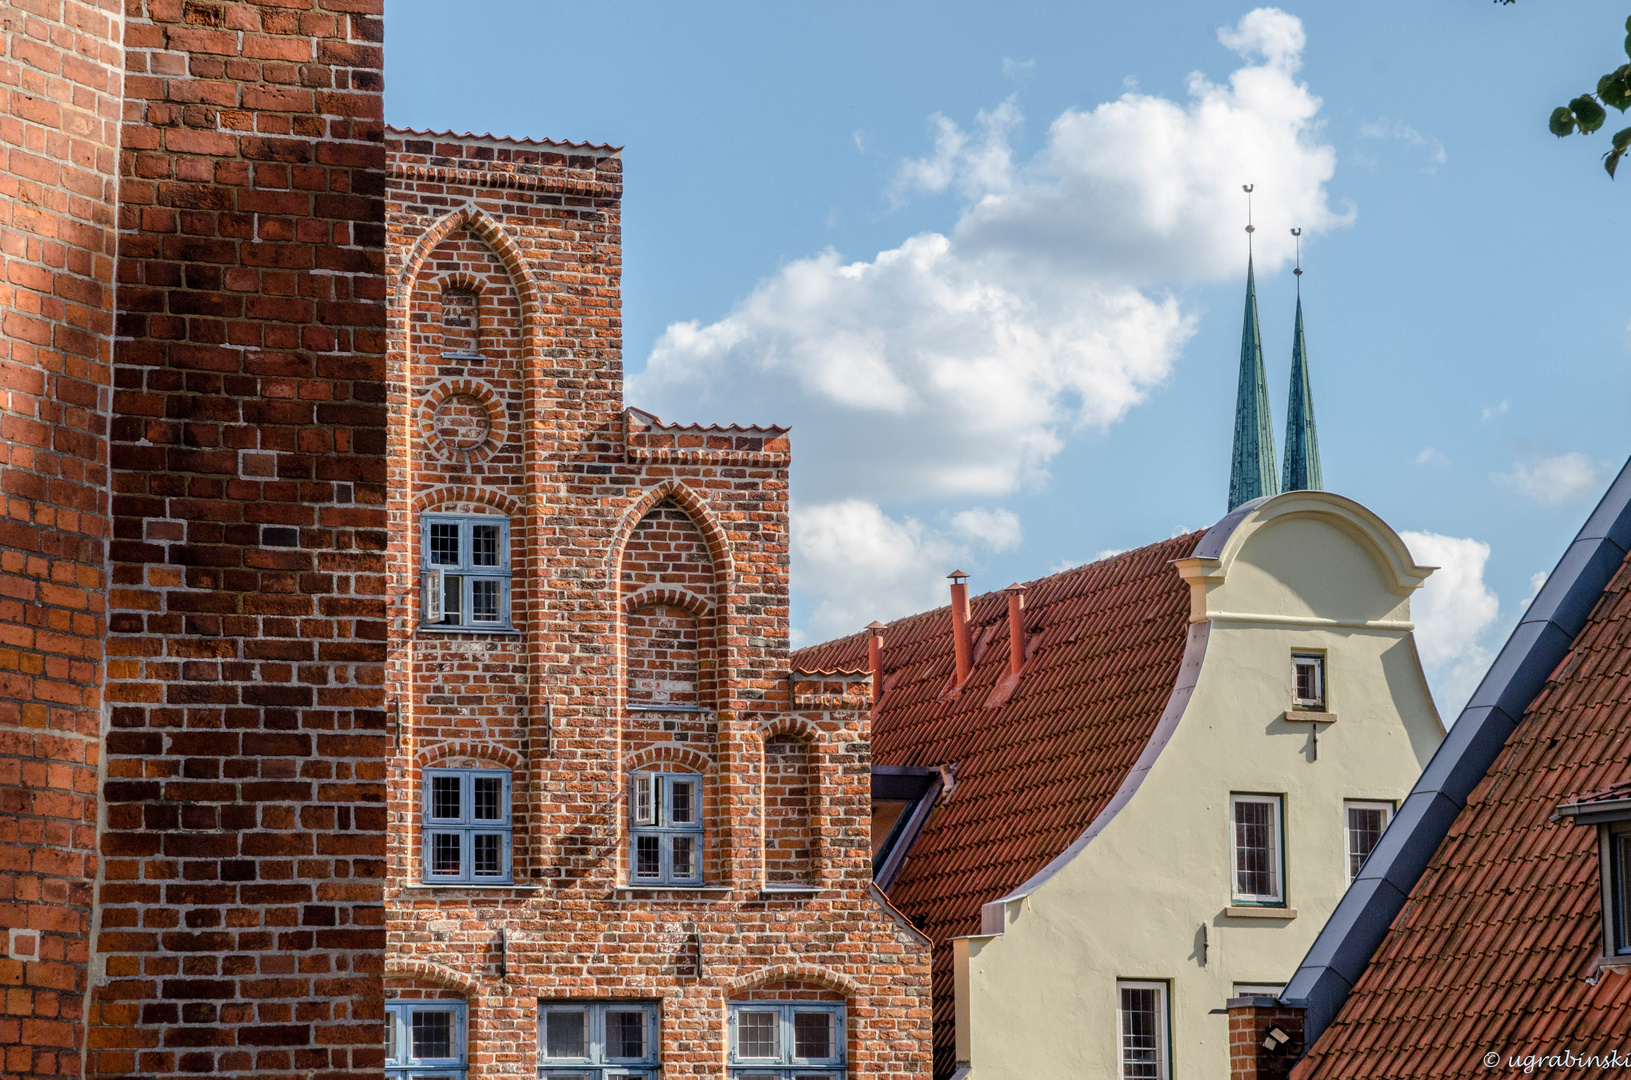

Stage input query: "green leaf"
[
  {"left": 1605, "top": 146, "right": 1624, "bottom": 178},
  {"left": 1599, "top": 67, "right": 1631, "bottom": 111},
  {"left": 1614, "top": 126, "right": 1631, "bottom": 151},
  {"left": 1551, "top": 106, "right": 1578, "bottom": 136},
  {"left": 1572, "top": 94, "right": 1608, "bottom": 132}
]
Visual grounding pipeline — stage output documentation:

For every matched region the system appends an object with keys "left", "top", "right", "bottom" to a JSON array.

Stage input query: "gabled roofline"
[{"left": 1283, "top": 454, "right": 1631, "bottom": 1045}]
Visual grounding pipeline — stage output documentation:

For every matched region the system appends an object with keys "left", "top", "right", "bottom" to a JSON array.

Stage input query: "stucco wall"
[{"left": 955, "top": 493, "right": 1443, "bottom": 1079}]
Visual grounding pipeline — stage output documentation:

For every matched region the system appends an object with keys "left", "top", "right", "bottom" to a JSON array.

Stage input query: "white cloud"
[
  {"left": 1002, "top": 56, "right": 1035, "bottom": 79},
  {"left": 1358, "top": 118, "right": 1447, "bottom": 168},
  {"left": 791, "top": 500, "right": 1018, "bottom": 644},
  {"left": 1415, "top": 446, "right": 1447, "bottom": 466},
  {"left": 1481, "top": 400, "right": 1508, "bottom": 421},
  {"left": 1523, "top": 571, "right": 1547, "bottom": 608},
  {"left": 1401, "top": 530, "right": 1501, "bottom": 718},
  {"left": 1495, "top": 453, "right": 1610, "bottom": 506}
]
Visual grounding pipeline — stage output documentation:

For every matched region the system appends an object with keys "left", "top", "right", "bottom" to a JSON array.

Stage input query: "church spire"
[
  {"left": 1228, "top": 186, "right": 1278, "bottom": 511},
  {"left": 1281, "top": 228, "right": 1322, "bottom": 493}
]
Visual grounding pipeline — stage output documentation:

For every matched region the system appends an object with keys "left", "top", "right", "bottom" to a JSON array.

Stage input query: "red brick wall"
[
  {"left": 384, "top": 129, "right": 932, "bottom": 1079},
  {"left": 94, "top": 2, "right": 388, "bottom": 1077},
  {"left": 1230, "top": 1000, "right": 1305, "bottom": 1080},
  {"left": 0, "top": 1, "right": 123, "bottom": 1075},
  {"left": 762, "top": 735, "right": 811, "bottom": 885}
]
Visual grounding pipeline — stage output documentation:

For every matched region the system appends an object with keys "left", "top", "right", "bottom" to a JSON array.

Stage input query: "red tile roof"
[
  {"left": 792, "top": 532, "right": 1202, "bottom": 1077},
  {"left": 385, "top": 124, "right": 622, "bottom": 151},
  {"left": 1294, "top": 548, "right": 1631, "bottom": 1079}
]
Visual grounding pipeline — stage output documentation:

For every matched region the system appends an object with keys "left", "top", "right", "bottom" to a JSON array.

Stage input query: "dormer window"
[
  {"left": 1554, "top": 784, "right": 1631, "bottom": 957},
  {"left": 1292, "top": 653, "right": 1325, "bottom": 710}
]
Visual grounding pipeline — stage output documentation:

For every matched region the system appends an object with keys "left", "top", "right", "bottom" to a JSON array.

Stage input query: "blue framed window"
[
  {"left": 421, "top": 514, "right": 511, "bottom": 630},
  {"left": 727, "top": 1002, "right": 846, "bottom": 1078},
  {"left": 386, "top": 999, "right": 467, "bottom": 1079},
  {"left": 423, "top": 768, "right": 512, "bottom": 885},
  {"left": 538, "top": 1000, "right": 660, "bottom": 1078},
  {"left": 629, "top": 772, "right": 703, "bottom": 885}
]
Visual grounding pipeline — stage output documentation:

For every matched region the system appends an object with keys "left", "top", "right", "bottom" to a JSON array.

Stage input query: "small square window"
[
  {"left": 1292, "top": 653, "right": 1325, "bottom": 709},
  {"left": 421, "top": 514, "right": 511, "bottom": 630},
  {"left": 538, "top": 1001, "right": 659, "bottom": 1077},
  {"left": 729, "top": 1003, "right": 845, "bottom": 1077}
]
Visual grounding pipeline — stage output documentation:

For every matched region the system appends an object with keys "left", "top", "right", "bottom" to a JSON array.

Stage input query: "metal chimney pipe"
[
  {"left": 1003, "top": 584, "right": 1027, "bottom": 677},
  {"left": 948, "top": 570, "right": 973, "bottom": 686},
  {"left": 866, "top": 620, "right": 887, "bottom": 705}
]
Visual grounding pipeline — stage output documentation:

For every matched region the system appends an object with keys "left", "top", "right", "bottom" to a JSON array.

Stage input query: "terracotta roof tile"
[
  {"left": 792, "top": 533, "right": 1199, "bottom": 1077},
  {"left": 1296, "top": 552, "right": 1631, "bottom": 1078}
]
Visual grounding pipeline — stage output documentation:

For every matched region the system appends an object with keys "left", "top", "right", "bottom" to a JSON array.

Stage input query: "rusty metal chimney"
[
  {"left": 948, "top": 570, "right": 973, "bottom": 686},
  {"left": 1003, "top": 584, "right": 1027, "bottom": 676},
  {"left": 866, "top": 620, "right": 887, "bottom": 705}
]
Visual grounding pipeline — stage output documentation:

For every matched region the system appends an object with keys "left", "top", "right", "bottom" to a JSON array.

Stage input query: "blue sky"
[{"left": 387, "top": 0, "right": 1631, "bottom": 715}]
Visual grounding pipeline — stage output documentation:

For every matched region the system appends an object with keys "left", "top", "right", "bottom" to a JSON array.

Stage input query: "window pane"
[
  {"left": 607, "top": 1009, "right": 646, "bottom": 1059},
  {"left": 385, "top": 1011, "right": 397, "bottom": 1063},
  {"left": 737, "top": 1010, "right": 779, "bottom": 1059},
  {"left": 635, "top": 835, "right": 661, "bottom": 879},
  {"left": 471, "top": 577, "right": 500, "bottom": 622},
  {"left": 633, "top": 775, "right": 655, "bottom": 826},
  {"left": 473, "top": 833, "right": 502, "bottom": 877},
  {"left": 1347, "top": 806, "right": 1387, "bottom": 879},
  {"left": 1234, "top": 800, "right": 1277, "bottom": 898},
  {"left": 431, "top": 832, "right": 461, "bottom": 876},
  {"left": 471, "top": 524, "right": 499, "bottom": 566},
  {"left": 1294, "top": 657, "right": 1322, "bottom": 704},
  {"left": 1619, "top": 835, "right": 1631, "bottom": 953},
  {"left": 543, "top": 1009, "right": 588, "bottom": 1058},
  {"left": 431, "top": 775, "right": 462, "bottom": 820},
  {"left": 1120, "top": 987, "right": 1163, "bottom": 1080},
  {"left": 443, "top": 574, "right": 462, "bottom": 622},
  {"left": 473, "top": 776, "right": 503, "bottom": 821},
  {"left": 670, "top": 779, "right": 696, "bottom": 825},
  {"left": 793, "top": 1011, "right": 834, "bottom": 1059},
  {"left": 411, "top": 1009, "right": 454, "bottom": 1060},
  {"left": 671, "top": 835, "right": 695, "bottom": 881},
  {"left": 429, "top": 522, "right": 460, "bottom": 566}
]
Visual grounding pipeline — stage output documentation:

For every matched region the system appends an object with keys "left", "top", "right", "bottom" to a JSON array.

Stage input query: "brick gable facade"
[{"left": 384, "top": 128, "right": 932, "bottom": 1078}]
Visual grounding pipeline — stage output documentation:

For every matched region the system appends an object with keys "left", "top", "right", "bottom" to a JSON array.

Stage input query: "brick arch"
[
  {"left": 439, "top": 270, "right": 485, "bottom": 297},
  {"left": 610, "top": 481, "right": 733, "bottom": 591},
  {"left": 624, "top": 743, "right": 712, "bottom": 774},
  {"left": 415, "top": 740, "right": 525, "bottom": 772},
  {"left": 752, "top": 715, "right": 821, "bottom": 744},
  {"left": 397, "top": 205, "right": 542, "bottom": 330},
  {"left": 722, "top": 963, "right": 859, "bottom": 999},
  {"left": 386, "top": 957, "right": 483, "bottom": 998},
  {"left": 413, "top": 485, "right": 524, "bottom": 519},
  {"left": 418, "top": 378, "right": 512, "bottom": 465},
  {"left": 622, "top": 585, "right": 714, "bottom": 618}
]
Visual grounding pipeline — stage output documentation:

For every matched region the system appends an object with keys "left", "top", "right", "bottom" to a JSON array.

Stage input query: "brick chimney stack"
[
  {"left": 949, "top": 570, "right": 973, "bottom": 686},
  {"left": 1004, "top": 584, "right": 1027, "bottom": 676},
  {"left": 867, "top": 620, "right": 888, "bottom": 704}
]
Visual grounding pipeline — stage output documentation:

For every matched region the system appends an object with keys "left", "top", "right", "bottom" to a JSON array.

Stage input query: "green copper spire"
[
  {"left": 1281, "top": 291, "right": 1323, "bottom": 492},
  {"left": 1228, "top": 255, "right": 1279, "bottom": 510}
]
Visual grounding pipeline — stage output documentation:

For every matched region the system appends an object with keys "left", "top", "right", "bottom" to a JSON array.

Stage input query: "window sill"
[
  {"left": 1224, "top": 905, "right": 1297, "bottom": 920},
  {"left": 614, "top": 885, "right": 734, "bottom": 896},
  {"left": 402, "top": 882, "right": 538, "bottom": 891},
  {"left": 417, "top": 625, "right": 522, "bottom": 636},
  {"left": 627, "top": 704, "right": 711, "bottom": 713},
  {"left": 760, "top": 885, "right": 823, "bottom": 896},
  {"left": 1283, "top": 709, "right": 1337, "bottom": 724}
]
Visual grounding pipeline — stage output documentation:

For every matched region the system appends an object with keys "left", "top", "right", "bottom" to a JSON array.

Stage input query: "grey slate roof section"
[{"left": 1282, "top": 454, "right": 1631, "bottom": 1044}]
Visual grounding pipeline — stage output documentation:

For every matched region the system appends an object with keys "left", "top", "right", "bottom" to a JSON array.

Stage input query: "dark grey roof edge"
[{"left": 1282, "top": 454, "right": 1631, "bottom": 1046}]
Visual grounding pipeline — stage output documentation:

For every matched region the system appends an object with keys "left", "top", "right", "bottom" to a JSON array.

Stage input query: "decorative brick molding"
[
  {"left": 388, "top": 161, "right": 622, "bottom": 201},
  {"left": 622, "top": 585, "right": 715, "bottom": 618},
  {"left": 623, "top": 744, "right": 714, "bottom": 774},
  {"left": 609, "top": 479, "right": 736, "bottom": 586},
  {"left": 625, "top": 407, "right": 792, "bottom": 467},
  {"left": 415, "top": 740, "right": 525, "bottom": 772},
  {"left": 384, "top": 957, "right": 483, "bottom": 998},
  {"left": 723, "top": 963, "right": 862, "bottom": 998},
  {"left": 395, "top": 204, "right": 543, "bottom": 326},
  {"left": 410, "top": 485, "right": 524, "bottom": 518},
  {"left": 418, "top": 378, "right": 511, "bottom": 464}
]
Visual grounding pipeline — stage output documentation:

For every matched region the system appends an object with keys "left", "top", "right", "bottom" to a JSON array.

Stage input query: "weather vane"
[
  {"left": 1243, "top": 184, "right": 1255, "bottom": 255},
  {"left": 1291, "top": 226, "right": 1303, "bottom": 288}
]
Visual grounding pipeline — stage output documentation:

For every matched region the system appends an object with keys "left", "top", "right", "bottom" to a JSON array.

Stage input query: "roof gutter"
[{"left": 1282, "top": 454, "right": 1631, "bottom": 1046}]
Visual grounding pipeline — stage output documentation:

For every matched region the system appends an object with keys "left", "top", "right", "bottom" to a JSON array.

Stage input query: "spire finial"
[
  {"left": 1290, "top": 226, "right": 1303, "bottom": 294},
  {"left": 1243, "top": 184, "right": 1256, "bottom": 256}
]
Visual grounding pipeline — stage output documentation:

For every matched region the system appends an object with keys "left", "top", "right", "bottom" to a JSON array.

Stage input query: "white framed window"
[
  {"left": 1117, "top": 981, "right": 1169, "bottom": 1080},
  {"left": 1345, "top": 800, "right": 1393, "bottom": 882},
  {"left": 421, "top": 514, "right": 511, "bottom": 630},
  {"left": 1231, "top": 793, "right": 1285, "bottom": 905},
  {"left": 727, "top": 1002, "right": 845, "bottom": 1078},
  {"left": 1232, "top": 982, "right": 1285, "bottom": 998},
  {"left": 423, "top": 768, "right": 512, "bottom": 885},
  {"left": 1291, "top": 652, "right": 1325, "bottom": 709},
  {"left": 538, "top": 1001, "right": 660, "bottom": 1078},
  {"left": 629, "top": 772, "right": 703, "bottom": 886},
  {"left": 386, "top": 999, "right": 467, "bottom": 1079}
]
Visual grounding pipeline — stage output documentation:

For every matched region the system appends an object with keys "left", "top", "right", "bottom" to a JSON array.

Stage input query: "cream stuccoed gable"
[{"left": 951, "top": 491, "right": 1444, "bottom": 1080}]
